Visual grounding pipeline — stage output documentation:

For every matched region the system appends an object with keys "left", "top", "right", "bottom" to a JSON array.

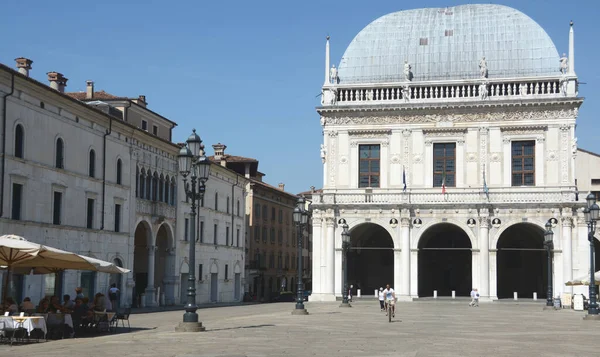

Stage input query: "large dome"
[{"left": 337, "top": 4, "right": 561, "bottom": 84}]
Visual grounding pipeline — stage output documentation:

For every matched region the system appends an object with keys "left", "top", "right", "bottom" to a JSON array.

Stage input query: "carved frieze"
[
  {"left": 500, "top": 125, "right": 547, "bottom": 135},
  {"left": 324, "top": 109, "right": 577, "bottom": 126},
  {"left": 348, "top": 129, "right": 391, "bottom": 137}
]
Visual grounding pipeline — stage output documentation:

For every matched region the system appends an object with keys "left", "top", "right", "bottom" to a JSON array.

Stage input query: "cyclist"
[{"left": 382, "top": 284, "right": 396, "bottom": 317}]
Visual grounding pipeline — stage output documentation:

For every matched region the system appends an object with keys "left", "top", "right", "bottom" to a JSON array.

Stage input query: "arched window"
[
  {"left": 145, "top": 172, "right": 151, "bottom": 199},
  {"left": 135, "top": 166, "right": 140, "bottom": 197},
  {"left": 14, "top": 124, "right": 24, "bottom": 158},
  {"left": 159, "top": 174, "right": 164, "bottom": 202},
  {"left": 237, "top": 200, "right": 240, "bottom": 217},
  {"left": 164, "top": 175, "right": 170, "bottom": 204},
  {"left": 215, "top": 192, "right": 219, "bottom": 210},
  {"left": 116, "top": 159, "right": 122, "bottom": 185},
  {"left": 170, "top": 177, "right": 176, "bottom": 205},
  {"left": 55, "top": 138, "right": 64, "bottom": 168},
  {"left": 152, "top": 172, "right": 158, "bottom": 201},
  {"left": 88, "top": 149, "right": 96, "bottom": 177},
  {"left": 226, "top": 196, "right": 230, "bottom": 213}
]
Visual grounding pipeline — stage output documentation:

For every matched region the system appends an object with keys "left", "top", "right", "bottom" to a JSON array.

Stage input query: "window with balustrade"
[{"left": 433, "top": 143, "right": 456, "bottom": 187}]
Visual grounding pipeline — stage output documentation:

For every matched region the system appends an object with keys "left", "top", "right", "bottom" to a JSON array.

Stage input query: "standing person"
[
  {"left": 378, "top": 288, "right": 385, "bottom": 311},
  {"left": 382, "top": 284, "right": 396, "bottom": 317},
  {"left": 473, "top": 288, "right": 480, "bottom": 307},
  {"left": 348, "top": 285, "right": 353, "bottom": 302},
  {"left": 75, "top": 287, "right": 84, "bottom": 299},
  {"left": 108, "top": 283, "right": 119, "bottom": 311}
]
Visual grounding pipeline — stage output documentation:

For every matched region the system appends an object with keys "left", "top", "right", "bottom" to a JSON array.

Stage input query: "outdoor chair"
[{"left": 116, "top": 308, "right": 131, "bottom": 331}]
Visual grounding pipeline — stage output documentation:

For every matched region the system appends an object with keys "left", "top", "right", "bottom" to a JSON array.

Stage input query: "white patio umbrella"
[
  {"left": 565, "top": 271, "right": 600, "bottom": 286},
  {"left": 0, "top": 234, "right": 129, "bottom": 301}
]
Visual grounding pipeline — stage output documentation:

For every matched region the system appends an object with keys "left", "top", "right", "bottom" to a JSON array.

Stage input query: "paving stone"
[{"left": 2, "top": 301, "right": 600, "bottom": 356}]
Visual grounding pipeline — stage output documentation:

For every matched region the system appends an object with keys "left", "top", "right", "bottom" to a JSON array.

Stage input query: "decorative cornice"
[
  {"left": 322, "top": 107, "right": 578, "bottom": 126},
  {"left": 500, "top": 125, "right": 547, "bottom": 133},
  {"left": 423, "top": 128, "right": 467, "bottom": 136},
  {"left": 348, "top": 129, "right": 391, "bottom": 136}
]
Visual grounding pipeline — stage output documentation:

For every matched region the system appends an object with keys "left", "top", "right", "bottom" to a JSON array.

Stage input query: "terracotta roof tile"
[
  {"left": 65, "top": 90, "right": 123, "bottom": 101},
  {"left": 208, "top": 155, "right": 258, "bottom": 163},
  {"left": 250, "top": 179, "right": 299, "bottom": 199}
]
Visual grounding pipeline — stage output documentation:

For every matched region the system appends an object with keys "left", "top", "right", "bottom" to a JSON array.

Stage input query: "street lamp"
[
  {"left": 175, "top": 129, "right": 211, "bottom": 332},
  {"left": 340, "top": 222, "right": 351, "bottom": 308},
  {"left": 544, "top": 221, "right": 554, "bottom": 309},
  {"left": 292, "top": 196, "right": 309, "bottom": 315},
  {"left": 583, "top": 192, "right": 600, "bottom": 319}
]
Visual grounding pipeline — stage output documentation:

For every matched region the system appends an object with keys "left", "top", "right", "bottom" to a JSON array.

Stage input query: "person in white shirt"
[
  {"left": 378, "top": 288, "right": 385, "bottom": 311},
  {"left": 382, "top": 284, "right": 396, "bottom": 317},
  {"left": 469, "top": 288, "right": 479, "bottom": 307}
]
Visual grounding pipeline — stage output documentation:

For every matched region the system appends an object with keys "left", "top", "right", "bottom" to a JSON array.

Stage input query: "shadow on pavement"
[{"left": 206, "top": 324, "right": 275, "bottom": 332}]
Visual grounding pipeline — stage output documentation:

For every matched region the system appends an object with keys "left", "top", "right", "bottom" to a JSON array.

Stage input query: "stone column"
[
  {"left": 410, "top": 249, "right": 419, "bottom": 297},
  {"left": 562, "top": 216, "right": 573, "bottom": 294},
  {"left": 489, "top": 249, "right": 498, "bottom": 300},
  {"left": 325, "top": 217, "right": 335, "bottom": 296},
  {"left": 400, "top": 218, "right": 411, "bottom": 298},
  {"left": 479, "top": 215, "right": 490, "bottom": 298},
  {"left": 393, "top": 249, "right": 402, "bottom": 297},
  {"left": 146, "top": 245, "right": 157, "bottom": 306},
  {"left": 309, "top": 217, "right": 322, "bottom": 301}
]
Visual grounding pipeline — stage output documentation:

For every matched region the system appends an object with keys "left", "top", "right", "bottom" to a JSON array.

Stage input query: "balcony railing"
[
  {"left": 322, "top": 76, "right": 572, "bottom": 107},
  {"left": 136, "top": 199, "right": 176, "bottom": 219},
  {"left": 311, "top": 186, "right": 576, "bottom": 206}
]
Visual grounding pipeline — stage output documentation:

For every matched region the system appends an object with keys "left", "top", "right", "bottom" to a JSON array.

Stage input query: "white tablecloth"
[{"left": 0, "top": 316, "right": 47, "bottom": 336}]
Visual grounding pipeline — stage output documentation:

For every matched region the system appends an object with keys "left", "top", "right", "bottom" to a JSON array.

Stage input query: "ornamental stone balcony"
[
  {"left": 311, "top": 186, "right": 577, "bottom": 207},
  {"left": 136, "top": 199, "right": 176, "bottom": 220}
]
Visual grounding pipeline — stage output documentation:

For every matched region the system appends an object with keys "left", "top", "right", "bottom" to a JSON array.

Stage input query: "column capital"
[
  {"left": 312, "top": 217, "right": 323, "bottom": 227},
  {"left": 325, "top": 217, "right": 336, "bottom": 227},
  {"left": 147, "top": 245, "right": 157, "bottom": 252},
  {"left": 400, "top": 218, "right": 411, "bottom": 227},
  {"left": 479, "top": 217, "right": 490, "bottom": 228},
  {"left": 561, "top": 216, "right": 573, "bottom": 227}
]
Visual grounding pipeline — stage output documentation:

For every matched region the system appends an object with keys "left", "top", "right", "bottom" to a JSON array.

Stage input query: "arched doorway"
[
  {"left": 347, "top": 223, "right": 394, "bottom": 294},
  {"left": 418, "top": 223, "right": 472, "bottom": 297},
  {"left": 155, "top": 223, "right": 174, "bottom": 304},
  {"left": 497, "top": 223, "right": 546, "bottom": 299},
  {"left": 133, "top": 221, "right": 151, "bottom": 307}
]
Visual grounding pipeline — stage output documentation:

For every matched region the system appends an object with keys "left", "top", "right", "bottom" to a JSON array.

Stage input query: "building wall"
[
  {"left": 175, "top": 163, "right": 248, "bottom": 304},
  {"left": 575, "top": 149, "right": 600, "bottom": 199}
]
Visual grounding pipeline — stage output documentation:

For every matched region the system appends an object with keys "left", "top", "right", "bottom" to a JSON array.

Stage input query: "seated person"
[
  {"left": 62, "top": 294, "right": 75, "bottom": 311},
  {"left": 47, "top": 295, "right": 65, "bottom": 313},
  {"left": 20, "top": 297, "right": 35, "bottom": 312},
  {"left": 3, "top": 297, "right": 19, "bottom": 315},
  {"left": 92, "top": 293, "right": 107, "bottom": 312},
  {"left": 71, "top": 298, "right": 92, "bottom": 330},
  {"left": 37, "top": 298, "right": 50, "bottom": 313}
]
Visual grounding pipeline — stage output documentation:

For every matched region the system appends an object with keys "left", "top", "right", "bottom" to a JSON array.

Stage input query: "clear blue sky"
[{"left": 1, "top": 0, "right": 598, "bottom": 194}]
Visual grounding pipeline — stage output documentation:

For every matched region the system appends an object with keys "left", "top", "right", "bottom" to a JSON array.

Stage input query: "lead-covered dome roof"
[{"left": 337, "top": 4, "right": 561, "bottom": 84}]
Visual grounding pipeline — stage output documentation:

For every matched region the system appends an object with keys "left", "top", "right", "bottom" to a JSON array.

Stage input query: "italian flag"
[{"left": 441, "top": 171, "right": 446, "bottom": 194}]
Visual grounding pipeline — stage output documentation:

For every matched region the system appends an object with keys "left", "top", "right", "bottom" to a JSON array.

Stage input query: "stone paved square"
[{"left": 2, "top": 301, "right": 600, "bottom": 356}]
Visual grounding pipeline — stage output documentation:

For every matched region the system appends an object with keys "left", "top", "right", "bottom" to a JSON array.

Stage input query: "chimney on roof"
[
  {"left": 47, "top": 72, "right": 68, "bottom": 93},
  {"left": 278, "top": 183, "right": 285, "bottom": 191},
  {"left": 310, "top": 186, "right": 316, "bottom": 193},
  {"left": 137, "top": 95, "right": 147, "bottom": 107},
  {"left": 15, "top": 57, "right": 33, "bottom": 77},
  {"left": 212, "top": 143, "right": 227, "bottom": 166},
  {"left": 86, "top": 80, "right": 94, "bottom": 99}
]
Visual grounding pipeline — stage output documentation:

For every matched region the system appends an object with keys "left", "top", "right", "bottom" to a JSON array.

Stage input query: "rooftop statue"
[
  {"left": 479, "top": 82, "right": 488, "bottom": 100},
  {"left": 401, "top": 84, "right": 410, "bottom": 102},
  {"left": 560, "top": 53, "right": 568, "bottom": 74},
  {"left": 403, "top": 60, "right": 412, "bottom": 81},
  {"left": 479, "top": 57, "right": 488, "bottom": 78},
  {"left": 330, "top": 65, "right": 339, "bottom": 84}
]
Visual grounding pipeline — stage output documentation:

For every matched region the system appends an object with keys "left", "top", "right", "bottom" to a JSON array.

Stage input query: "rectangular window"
[
  {"left": 226, "top": 226, "right": 230, "bottom": 246},
  {"left": 225, "top": 264, "right": 229, "bottom": 280},
  {"left": 271, "top": 207, "right": 276, "bottom": 221},
  {"left": 114, "top": 204, "right": 121, "bottom": 232},
  {"left": 86, "top": 198, "right": 94, "bottom": 229},
  {"left": 433, "top": 143, "right": 456, "bottom": 187},
  {"left": 141, "top": 120, "right": 148, "bottom": 131},
  {"left": 11, "top": 183, "right": 23, "bottom": 220},
  {"left": 358, "top": 144, "right": 380, "bottom": 188},
  {"left": 262, "top": 227, "right": 267, "bottom": 242},
  {"left": 236, "top": 228, "right": 240, "bottom": 247},
  {"left": 511, "top": 141, "right": 535, "bottom": 186},
  {"left": 53, "top": 191, "right": 62, "bottom": 225},
  {"left": 255, "top": 203, "right": 261, "bottom": 218},
  {"left": 214, "top": 224, "right": 218, "bottom": 245},
  {"left": 198, "top": 264, "right": 203, "bottom": 281},
  {"left": 420, "top": 38, "right": 428, "bottom": 45},
  {"left": 184, "top": 218, "right": 189, "bottom": 241},
  {"left": 591, "top": 179, "right": 600, "bottom": 185},
  {"left": 152, "top": 125, "right": 158, "bottom": 136},
  {"left": 200, "top": 221, "right": 204, "bottom": 243},
  {"left": 279, "top": 209, "right": 283, "bottom": 224},
  {"left": 444, "top": 29, "right": 454, "bottom": 36},
  {"left": 593, "top": 191, "right": 600, "bottom": 201},
  {"left": 254, "top": 225, "right": 260, "bottom": 242}
]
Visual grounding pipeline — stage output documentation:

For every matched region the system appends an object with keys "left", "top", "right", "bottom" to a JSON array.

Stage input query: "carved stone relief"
[
  {"left": 466, "top": 153, "right": 478, "bottom": 162},
  {"left": 412, "top": 154, "right": 422, "bottom": 163},
  {"left": 323, "top": 109, "right": 578, "bottom": 126},
  {"left": 489, "top": 152, "right": 502, "bottom": 162},
  {"left": 547, "top": 150, "right": 558, "bottom": 161},
  {"left": 560, "top": 125, "right": 570, "bottom": 183},
  {"left": 390, "top": 154, "right": 401, "bottom": 164}
]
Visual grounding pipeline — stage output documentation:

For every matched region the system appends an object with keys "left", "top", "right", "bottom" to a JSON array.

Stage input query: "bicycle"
[{"left": 386, "top": 299, "right": 395, "bottom": 322}]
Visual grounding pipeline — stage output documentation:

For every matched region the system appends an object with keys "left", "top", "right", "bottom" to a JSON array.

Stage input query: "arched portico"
[
  {"left": 496, "top": 223, "right": 548, "bottom": 299},
  {"left": 346, "top": 222, "right": 395, "bottom": 295},
  {"left": 417, "top": 223, "right": 472, "bottom": 297},
  {"left": 133, "top": 220, "right": 152, "bottom": 307},
  {"left": 154, "top": 222, "right": 176, "bottom": 305}
]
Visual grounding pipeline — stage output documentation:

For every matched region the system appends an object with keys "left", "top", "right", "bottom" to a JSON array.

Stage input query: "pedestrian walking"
[
  {"left": 469, "top": 288, "right": 479, "bottom": 307},
  {"left": 378, "top": 287, "right": 385, "bottom": 311}
]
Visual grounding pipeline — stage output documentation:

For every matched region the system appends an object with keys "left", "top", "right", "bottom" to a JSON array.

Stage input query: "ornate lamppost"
[
  {"left": 583, "top": 193, "right": 600, "bottom": 320},
  {"left": 544, "top": 221, "right": 554, "bottom": 309},
  {"left": 175, "top": 129, "right": 211, "bottom": 332},
  {"left": 292, "top": 196, "right": 309, "bottom": 315},
  {"left": 340, "top": 222, "right": 351, "bottom": 308}
]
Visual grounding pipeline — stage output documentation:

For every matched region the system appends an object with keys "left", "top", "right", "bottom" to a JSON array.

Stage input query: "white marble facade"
[
  {"left": 0, "top": 60, "right": 248, "bottom": 308},
  {"left": 310, "top": 5, "right": 592, "bottom": 302}
]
